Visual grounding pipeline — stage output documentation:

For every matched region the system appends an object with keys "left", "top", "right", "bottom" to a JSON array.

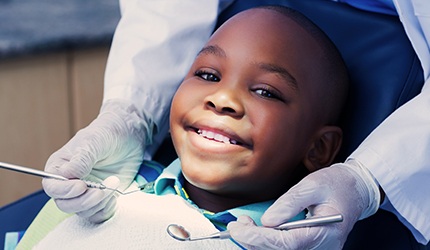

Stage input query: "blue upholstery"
[
  {"left": 1, "top": 0, "right": 428, "bottom": 249},
  {"left": 0, "top": 190, "right": 50, "bottom": 247},
  {"left": 218, "top": 0, "right": 427, "bottom": 249}
]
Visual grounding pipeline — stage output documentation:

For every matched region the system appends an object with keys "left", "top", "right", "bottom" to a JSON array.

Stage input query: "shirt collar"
[
  {"left": 153, "top": 158, "right": 183, "bottom": 196},
  {"left": 153, "top": 158, "right": 275, "bottom": 226}
]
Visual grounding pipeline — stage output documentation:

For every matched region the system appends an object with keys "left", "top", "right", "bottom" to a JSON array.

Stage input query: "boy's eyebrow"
[
  {"left": 197, "top": 45, "right": 226, "bottom": 58},
  {"left": 256, "top": 62, "right": 298, "bottom": 90}
]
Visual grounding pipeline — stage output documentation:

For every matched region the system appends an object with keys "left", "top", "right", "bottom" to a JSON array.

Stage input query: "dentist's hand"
[
  {"left": 42, "top": 100, "right": 153, "bottom": 223},
  {"left": 228, "top": 161, "right": 380, "bottom": 249}
]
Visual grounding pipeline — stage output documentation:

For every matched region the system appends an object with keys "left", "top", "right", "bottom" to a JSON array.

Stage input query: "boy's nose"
[{"left": 204, "top": 88, "right": 244, "bottom": 118}]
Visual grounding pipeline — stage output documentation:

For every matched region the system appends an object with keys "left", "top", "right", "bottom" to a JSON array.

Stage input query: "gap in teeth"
[{"left": 197, "top": 129, "right": 237, "bottom": 145}]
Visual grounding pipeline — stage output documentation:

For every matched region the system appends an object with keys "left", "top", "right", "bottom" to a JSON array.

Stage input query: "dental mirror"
[
  {"left": 167, "top": 224, "right": 231, "bottom": 241},
  {"left": 167, "top": 214, "right": 342, "bottom": 241}
]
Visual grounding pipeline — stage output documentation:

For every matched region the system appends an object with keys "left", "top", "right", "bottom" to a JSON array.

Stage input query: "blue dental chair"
[{"left": 1, "top": 0, "right": 428, "bottom": 249}]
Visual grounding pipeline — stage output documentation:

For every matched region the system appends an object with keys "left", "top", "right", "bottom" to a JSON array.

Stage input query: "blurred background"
[{"left": 0, "top": 0, "right": 120, "bottom": 207}]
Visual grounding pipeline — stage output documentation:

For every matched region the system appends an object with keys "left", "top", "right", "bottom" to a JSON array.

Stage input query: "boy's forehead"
[
  {"left": 210, "top": 8, "right": 315, "bottom": 49},
  {"left": 207, "top": 8, "right": 321, "bottom": 64}
]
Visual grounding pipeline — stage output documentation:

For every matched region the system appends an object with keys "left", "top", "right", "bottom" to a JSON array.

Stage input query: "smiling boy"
[
  {"left": 20, "top": 5, "right": 348, "bottom": 249},
  {"left": 170, "top": 5, "right": 348, "bottom": 213}
]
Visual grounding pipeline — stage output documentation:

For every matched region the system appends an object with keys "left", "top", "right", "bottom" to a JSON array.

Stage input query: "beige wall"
[{"left": 0, "top": 47, "right": 108, "bottom": 207}]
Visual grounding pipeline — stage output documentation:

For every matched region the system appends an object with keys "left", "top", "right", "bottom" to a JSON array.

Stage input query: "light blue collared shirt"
[{"left": 136, "top": 159, "right": 305, "bottom": 229}]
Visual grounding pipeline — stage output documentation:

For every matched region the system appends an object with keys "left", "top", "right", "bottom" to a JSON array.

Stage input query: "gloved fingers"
[
  {"left": 228, "top": 216, "right": 313, "bottom": 250},
  {"left": 76, "top": 192, "right": 117, "bottom": 222},
  {"left": 44, "top": 101, "right": 147, "bottom": 194},
  {"left": 75, "top": 176, "right": 120, "bottom": 220},
  {"left": 42, "top": 178, "right": 87, "bottom": 199},
  {"left": 274, "top": 226, "right": 342, "bottom": 250},
  {"left": 227, "top": 215, "right": 257, "bottom": 232},
  {"left": 228, "top": 216, "right": 264, "bottom": 250},
  {"left": 54, "top": 188, "right": 104, "bottom": 214},
  {"left": 261, "top": 175, "right": 328, "bottom": 227},
  {"left": 82, "top": 194, "right": 118, "bottom": 224},
  {"left": 57, "top": 147, "right": 100, "bottom": 179},
  {"left": 89, "top": 156, "right": 142, "bottom": 190},
  {"left": 305, "top": 204, "right": 356, "bottom": 248},
  {"left": 44, "top": 126, "right": 119, "bottom": 180},
  {"left": 229, "top": 218, "right": 339, "bottom": 250},
  {"left": 307, "top": 204, "right": 342, "bottom": 219},
  {"left": 43, "top": 152, "right": 96, "bottom": 201},
  {"left": 44, "top": 151, "right": 70, "bottom": 174},
  {"left": 229, "top": 218, "right": 293, "bottom": 250},
  {"left": 54, "top": 176, "right": 120, "bottom": 214}
]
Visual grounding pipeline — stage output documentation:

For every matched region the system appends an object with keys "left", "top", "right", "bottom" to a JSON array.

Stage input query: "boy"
[{"left": 19, "top": 5, "right": 348, "bottom": 249}]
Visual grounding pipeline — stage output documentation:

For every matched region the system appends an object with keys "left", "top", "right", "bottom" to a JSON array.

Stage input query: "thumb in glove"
[{"left": 43, "top": 101, "right": 151, "bottom": 222}]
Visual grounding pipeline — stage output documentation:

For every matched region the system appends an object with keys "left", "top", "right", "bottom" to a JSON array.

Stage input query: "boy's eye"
[
  {"left": 254, "top": 87, "right": 283, "bottom": 101},
  {"left": 195, "top": 70, "right": 220, "bottom": 82}
]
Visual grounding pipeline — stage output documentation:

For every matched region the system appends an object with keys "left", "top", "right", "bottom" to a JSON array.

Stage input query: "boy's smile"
[{"left": 186, "top": 121, "right": 252, "bottom": 151}]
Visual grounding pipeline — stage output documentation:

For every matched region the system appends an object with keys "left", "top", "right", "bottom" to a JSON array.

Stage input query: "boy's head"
[{"left": 169, "top": 6, "right": 348, "bottom": 210}]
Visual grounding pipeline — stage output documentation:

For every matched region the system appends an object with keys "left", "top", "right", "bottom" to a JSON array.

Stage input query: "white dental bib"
[{"left": 34, "top": 192, "right": 240, "bottom": 249}]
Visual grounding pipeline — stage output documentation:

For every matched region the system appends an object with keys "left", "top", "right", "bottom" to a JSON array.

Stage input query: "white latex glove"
[
  {"left": 228, "top": 161, "right": 380, "bottom": 249},
  {"left": 42, "top": 100, "right": 153, "bottom": 223}
]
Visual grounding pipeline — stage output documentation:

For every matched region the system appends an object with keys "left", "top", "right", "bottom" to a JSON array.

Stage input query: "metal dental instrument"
[
  {"left": 275, "top": 213, "right": 343, "bottom": 230},
  {"left": 167, "top": 214, "right": 343, "bottom": 241},
  {"left": 0, "top": 161, "right": 69, "bottom": 181},
  {"left": 167, "top": 224, "right": 231, "bottom": 241},
  {"left": 0, "top": 161, "right": 144, "bottom": 195}
]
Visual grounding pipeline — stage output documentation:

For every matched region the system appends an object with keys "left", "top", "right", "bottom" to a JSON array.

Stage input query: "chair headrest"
[{"left": 217, "top": 0, "right": 424, "bottom": 160}]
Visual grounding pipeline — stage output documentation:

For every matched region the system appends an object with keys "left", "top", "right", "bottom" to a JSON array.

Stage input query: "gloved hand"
[
  {"left": 228, "top": 160, "right": 380, "bottom": 249},
  {"left": 42, "top": 100, "right": 153, "bottom": 223}
]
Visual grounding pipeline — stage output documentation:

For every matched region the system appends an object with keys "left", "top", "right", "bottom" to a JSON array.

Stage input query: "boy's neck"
[{"left": 184, "top": 180, "right": 267, "bottom": 213}]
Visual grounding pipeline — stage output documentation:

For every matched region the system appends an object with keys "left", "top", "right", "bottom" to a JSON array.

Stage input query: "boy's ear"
[{"left": 303, "top": 126, "right": 343, "bottom": 172}]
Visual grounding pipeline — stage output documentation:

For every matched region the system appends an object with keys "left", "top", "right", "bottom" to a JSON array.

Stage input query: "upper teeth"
[{"left": 197, "top": 129, "right": 238, "bottom": 145}]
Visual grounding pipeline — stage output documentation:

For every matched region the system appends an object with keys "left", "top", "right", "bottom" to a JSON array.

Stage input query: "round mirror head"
[{"left": 167, "top": 224, "right": 191, "bottom": 241}]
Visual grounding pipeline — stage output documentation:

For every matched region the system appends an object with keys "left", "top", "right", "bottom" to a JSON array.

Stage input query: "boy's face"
[{"left": 170, "top": 9, "right": 326, "bottom": 199}]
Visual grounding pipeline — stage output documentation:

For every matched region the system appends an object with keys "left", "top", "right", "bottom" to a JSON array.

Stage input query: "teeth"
[{"left": 197, "top": 129, "right": 237, "bottom": 145}]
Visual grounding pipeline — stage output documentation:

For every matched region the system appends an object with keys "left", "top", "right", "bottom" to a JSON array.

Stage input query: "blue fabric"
[
  {"left": 136, "top": 160, "right": 165, "bottom": 183},
  {"left": 338, "top": 0, "right": 397, "bottom": 15},
  {"left": 0, "top": 190, "right": 50, "bottom": 249},
  {"left": 4, "top": 231, "right": 25, "bottom": 250}
]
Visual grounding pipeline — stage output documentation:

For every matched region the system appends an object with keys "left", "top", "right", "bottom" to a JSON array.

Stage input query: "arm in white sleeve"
[
  {"left": 103, "top": 0, "right": 223, "bottom": 155},
  {"left": 349, "top": 1, "right": 430, "bottom": 244},
  {"left": 42, "top": 0, "right": 234, "bottom": 224}
]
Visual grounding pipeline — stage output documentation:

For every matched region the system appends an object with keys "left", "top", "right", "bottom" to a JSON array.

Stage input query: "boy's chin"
[{"left": 183, "top": 172, "right": 230, "bottom": 192}]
